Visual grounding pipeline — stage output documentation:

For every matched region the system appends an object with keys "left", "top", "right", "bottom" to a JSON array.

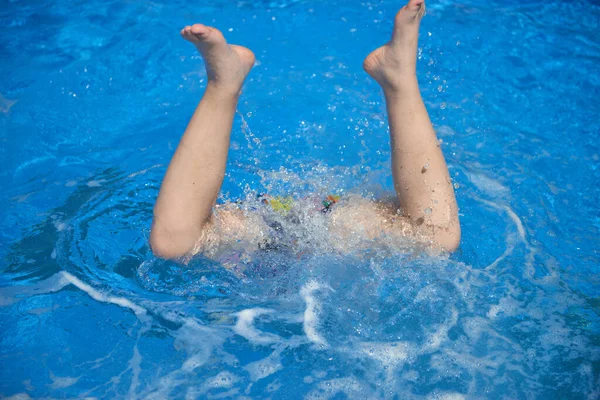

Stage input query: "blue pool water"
[{"left": 1, "top": 0, "right": 599, "bottom": 398}]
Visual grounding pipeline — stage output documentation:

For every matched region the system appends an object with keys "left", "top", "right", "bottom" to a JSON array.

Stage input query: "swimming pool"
[{"left": 1, "top": 0, "right": 599, "bottom": 398}]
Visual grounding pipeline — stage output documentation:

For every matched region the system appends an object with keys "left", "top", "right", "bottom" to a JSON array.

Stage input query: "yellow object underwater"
[
  {"left": 261, "top": 194, "right": 340, "bottom": 214},
  {"left": 267, "top": 196, "right": 294, "bottom": 214}
]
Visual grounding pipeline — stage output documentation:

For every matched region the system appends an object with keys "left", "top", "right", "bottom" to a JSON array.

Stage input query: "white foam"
[
  {"left": 468, "top": 172, "right": 509, "bottom": 197},
  {"left": 127, "top": 346, "right": 143, "bottom": 398},
  {"left": 304, "top": 377, "right": 368, "bottom": 399},
  {"left": 355, "top": 341, "right": 413, "bottom": 384},
  {"left": 48, "top": 371, "right": 80, "bottom": 389},
  {"left": 175, "top": 319, "right": 222, "bottom": 373},
  {"left": 422, "top": 307, "right": 458, "bottom": 352},
  {"left": 143, "top": 317, "right": 229, "bottom": 398},
  {"left": 462, "top": 316, "right": 488, "bottom": 341},
  {"left": 484, "top": 234, "right": 516, "bottom": 270},
  {"left": 503, "top": 205, "right": 527, "bottom": 245},
  {"left": 4, "top": 394, "right": 32, "bottom": 400},
  {"left": 0, "top": 272, "right": 241, "bottom": 399},
  {"left": 477, "top": 197, "right": 541, "bottom": 281},
  {"left": 126, "top": 164, "right": 162, "bottom": 179},
  {"left": 427, "top": 392, "right": 466, "bottom": 400},
  {"left": 300, "top": 280, "right": 332, "bottom": 347},
  {"left": 86, "top": 179, "right": 105, "bottom": 187},
  {"left": 0, "top": 273, "right": 70, "bottom": 306},
  {"left": 185, "top": 371, "right": 240, "bottom": 399},
  {"left": 203, "top": 371, "right": 239, "bottom": 389},
  {"left": 414, "top": 283, "right": 441, "bottom": 303},
  {"left": 486, "top": 295, "right": 521, "bottom": 320},
  {"left": 53, "top": 221, "right": 69, "bottom": 232},
  {"left": 27, "top": 305, "right": 58, "bottom": 315},
  {"left": 61, "top": 272, "right": 148, "bottom": 320},
  {"left": 244, "top": 349, "right": 283, "bottom": 382},
  {"left": 233, "top": 308, "right": 280, "bottom": 345}
]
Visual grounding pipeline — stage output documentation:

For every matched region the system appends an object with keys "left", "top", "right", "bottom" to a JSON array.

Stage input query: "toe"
[
  {"left": 395, "top": 0, "right": 425, "bottom": 25},
  {"left": 190, "top": 24, "right": 209, "bottom": 36},
  {"left": 183, "top": 24, "right": 226, "bottom": 45},
  {"left": 406, "top": 0, "right": 424, "bottom": 11}
]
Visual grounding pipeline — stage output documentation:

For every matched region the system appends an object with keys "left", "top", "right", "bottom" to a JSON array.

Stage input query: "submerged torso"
[{"left": 196, "top": 194, "right": 424, "bottom": 265}]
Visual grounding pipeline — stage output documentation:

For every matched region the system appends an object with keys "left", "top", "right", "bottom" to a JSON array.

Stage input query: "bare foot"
[
  {"left": 363, "top": 0, "right": 425, "bottom": 92},
  {"left": 181, "top": 24, "right": 255, "bottom": 95}
]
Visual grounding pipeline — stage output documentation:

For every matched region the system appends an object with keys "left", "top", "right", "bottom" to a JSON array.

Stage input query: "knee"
[
  {"left": 435, "top": 224, "right": 461, "bottom": 253},
  {"left": 149, "top": 221, "right": 199, "bottom": 260}
]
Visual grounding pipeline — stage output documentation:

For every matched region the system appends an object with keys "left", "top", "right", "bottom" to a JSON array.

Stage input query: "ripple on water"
[{"left": 2, "top": 0, "right": 600, "bottom": 396}]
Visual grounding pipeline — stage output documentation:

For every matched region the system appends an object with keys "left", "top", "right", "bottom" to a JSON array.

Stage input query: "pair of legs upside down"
[{"left": 150, "top": 0, "right": 460, "bottom": 262}]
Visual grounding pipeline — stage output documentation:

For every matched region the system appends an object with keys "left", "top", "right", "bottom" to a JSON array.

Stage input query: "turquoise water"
[{"left": 1, "top": 0, "right": 599, "bottom": 398}]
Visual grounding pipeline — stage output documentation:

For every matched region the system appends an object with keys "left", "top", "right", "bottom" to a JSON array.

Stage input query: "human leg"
[
  {"left": 363, "top": 0, "right": 460, "bottom": 251},
  {"left": 150, "top": 24, "right": 255, "bottom": 259}
]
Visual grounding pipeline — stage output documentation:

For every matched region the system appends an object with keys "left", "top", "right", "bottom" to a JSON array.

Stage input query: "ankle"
[
  {"left": 381, "top": 77, "right": 420, "bottom": 98},
  {"left": 204, "top": 83, "right": 242, "bottom": 102}
]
